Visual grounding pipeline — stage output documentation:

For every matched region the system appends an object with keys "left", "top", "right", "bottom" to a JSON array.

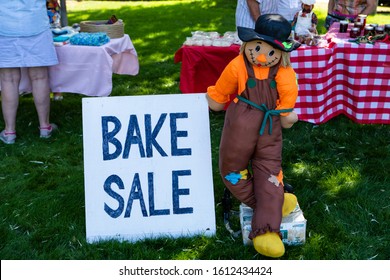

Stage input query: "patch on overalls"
[
  {"left": 270, "top": 80, "right": 276, "bottom": 89},
  {"left": 247, "top": 78, "right": 256, "bottom": 89},
  {"left": 268, "top": 170, "right": 283, "bottom": 187},
  {"left": 225, "top": 169, "right": 248, "bottom": 185}
]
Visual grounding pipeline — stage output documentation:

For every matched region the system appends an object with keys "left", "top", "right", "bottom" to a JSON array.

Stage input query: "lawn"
[{"left": 0, "top": 0, "right": 389, "bottom": 260}]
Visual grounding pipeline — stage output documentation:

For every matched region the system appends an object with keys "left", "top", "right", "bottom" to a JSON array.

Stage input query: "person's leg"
[
  {"left": 28, "top": 66, "right": 51, "bottom": 129},
  {"left": 0, "top": 67, "right": 21, "bottom": 133},
  {"left": 28, "top": 66, "right": 57, "bottom": 138},
  {"left": 325, "top": 15, "right": 339, "bottom": 30}
]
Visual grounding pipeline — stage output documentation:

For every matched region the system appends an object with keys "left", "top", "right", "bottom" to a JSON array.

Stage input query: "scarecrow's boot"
[
  {"left": 253, "top": 193, "right": 297, "bottom": 257},
  {"left": 253, "top": 232, "right": 285, "bottom": 258},
  {"left": 282, "top": 193, "right": 297, "bottom": 217}
]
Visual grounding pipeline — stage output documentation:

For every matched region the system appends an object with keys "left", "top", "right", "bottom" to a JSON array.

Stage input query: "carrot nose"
[{"left": 256, "top": 54, "right": 267, "bottom": 63}]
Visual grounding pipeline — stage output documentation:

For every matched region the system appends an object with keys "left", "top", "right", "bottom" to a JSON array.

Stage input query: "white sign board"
[{"left": 82, "top": 94, "right": 216, "bottom": 243}]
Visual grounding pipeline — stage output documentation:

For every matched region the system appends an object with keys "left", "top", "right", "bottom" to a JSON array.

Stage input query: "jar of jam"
[
  {"left": 350, "top": 27, "right": 361, "bottom": 38},
  {"left": 354, "top": 22, "right": 363, "bottom": 32},
  {"left": 370, "top": 23, "right": 378, "bottom": 31},
  {"left": 339, "top": 20, "right": 349, "bottom": 33},
  {"left": 364, "top": 26, "right": 374, "bottom": 36},
  {"left": 385, "top": 24, "right": 390, "bottom": 34},
  {"left": 375, "top": 26, "right": 385, "bottom": 35}
]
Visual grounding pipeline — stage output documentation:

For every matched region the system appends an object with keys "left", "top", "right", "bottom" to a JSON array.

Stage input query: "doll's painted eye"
[
  {"left": 255, "top": 45, "right": 261, "bottom": 52},
  {"left": 268, "top": 50, "right": 275, "bottom": 57}
]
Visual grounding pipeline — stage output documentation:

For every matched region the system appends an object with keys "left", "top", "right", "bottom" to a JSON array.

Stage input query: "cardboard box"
[{"left": 240, "top": 203, "right": 307, "bottom": 246}]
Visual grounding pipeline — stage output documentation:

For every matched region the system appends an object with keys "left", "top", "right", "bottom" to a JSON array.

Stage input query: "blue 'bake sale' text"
[{"left": 99, "top": 113, "right": 194, "bottom": 219}]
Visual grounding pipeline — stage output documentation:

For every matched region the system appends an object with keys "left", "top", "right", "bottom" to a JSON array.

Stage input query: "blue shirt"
[{"left": 0, "top": 0, "right": 50, "bottom": 37}]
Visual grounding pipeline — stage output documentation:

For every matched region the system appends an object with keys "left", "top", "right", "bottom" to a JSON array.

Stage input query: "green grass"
[{"left": 1, "top": 0, "right": 389, "bottom": 260}]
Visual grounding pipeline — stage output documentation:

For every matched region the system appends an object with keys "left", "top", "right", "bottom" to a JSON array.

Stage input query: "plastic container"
[{"left": 239, "top": 203, "right": 307, "bottom": 246}]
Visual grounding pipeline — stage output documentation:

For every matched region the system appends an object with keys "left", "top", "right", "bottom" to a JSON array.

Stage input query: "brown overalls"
[{"left": 219, "top": 55, "right": 291, "bottom": 239}]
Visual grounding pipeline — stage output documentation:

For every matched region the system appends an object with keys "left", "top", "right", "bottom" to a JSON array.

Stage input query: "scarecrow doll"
[{"left": 206, "top": 14, "right": 300, "bottom": 258}]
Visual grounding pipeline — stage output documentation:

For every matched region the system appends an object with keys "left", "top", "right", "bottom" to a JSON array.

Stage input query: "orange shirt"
[{"left": 207, "top": 54, "right": 298, "bottom": 116}]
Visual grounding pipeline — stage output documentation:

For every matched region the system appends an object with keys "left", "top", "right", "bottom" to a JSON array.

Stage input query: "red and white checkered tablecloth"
[
  {"left": 293, "top": 22, "right": 390, "bottom": 124},
  {"left": 174, "top": 24, "right": 390, "bottom": 124}
]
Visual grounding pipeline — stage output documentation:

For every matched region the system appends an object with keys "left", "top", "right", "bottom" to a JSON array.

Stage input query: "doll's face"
[
  {"left": 302, "top": 4, "right": 314, "bottom": 13},
  {"left": 244, "top": 40, "right": 282, "bottom": 68}
]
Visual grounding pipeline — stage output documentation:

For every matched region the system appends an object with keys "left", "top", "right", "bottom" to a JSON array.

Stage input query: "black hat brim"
[{"left": 238, "top": 26, "right": 300, "bottom": 52}]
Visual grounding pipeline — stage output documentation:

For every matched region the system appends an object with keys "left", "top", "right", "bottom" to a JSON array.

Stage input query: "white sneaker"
[
  {"left": 0, "top": 130, "right": 16, "bottom": 144},
  {"left": 40, "top": 123, "right": 58, "bottom": 139}
]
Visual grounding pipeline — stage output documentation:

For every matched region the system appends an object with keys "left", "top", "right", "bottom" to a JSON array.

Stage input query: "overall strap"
[{"left": 237, "top": 95, "right": 293, "bottom": 135}]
